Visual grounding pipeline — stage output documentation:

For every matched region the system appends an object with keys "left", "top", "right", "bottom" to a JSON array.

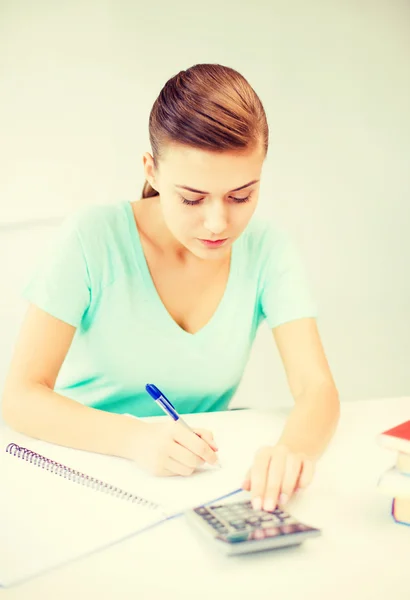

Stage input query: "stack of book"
[{"left": 377, "top": 420, "right": 410, "bottom": 526}]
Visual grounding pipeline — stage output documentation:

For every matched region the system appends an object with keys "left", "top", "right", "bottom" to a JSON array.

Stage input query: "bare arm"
[
  {"left": 273, "top": 317, "right": 340, "bottom": 459},
  {"left": 243, "top": 317, "right": 340, "bottom": 510},
  {"left": 1, "top": 304, "right": 142, "bottom": 460}
]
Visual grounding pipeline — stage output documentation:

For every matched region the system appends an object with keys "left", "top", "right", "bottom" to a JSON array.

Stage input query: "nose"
[{"left": 203, "top": 201, "right": 228, "bottom": 236}]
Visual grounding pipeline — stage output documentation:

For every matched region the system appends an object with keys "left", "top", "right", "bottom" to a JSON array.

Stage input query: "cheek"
[
  {"left": 232, "top": 203, "right": 257, "bottom": 231},
  {"left": 164, "top": 204, "right": 197, "bottom": 236}
]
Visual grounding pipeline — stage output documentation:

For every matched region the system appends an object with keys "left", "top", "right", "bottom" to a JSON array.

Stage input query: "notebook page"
[
  {"left": 0, "top": 409, "right": 286, "bottom": 585},
  {"left": 4, "top": 410, "right": 285, "bottom": 512},
  {"left": 0, "top": 447, "right": 166, "bottom": 587},
  {"left": 133, "top": 409, "right": 287, "bottom": 511}
]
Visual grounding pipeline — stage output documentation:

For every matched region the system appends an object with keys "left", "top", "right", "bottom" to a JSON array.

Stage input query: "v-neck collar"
[{"left": 124, "top": 200, "right": 238, "bottom": 340}]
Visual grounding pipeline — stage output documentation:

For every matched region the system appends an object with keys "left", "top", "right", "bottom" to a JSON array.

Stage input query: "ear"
[{"left": 142, "top": 152, "right": 158, "bottom": 190}]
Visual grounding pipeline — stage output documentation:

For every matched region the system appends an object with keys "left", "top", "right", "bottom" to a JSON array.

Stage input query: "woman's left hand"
[{"left": 242, "top": 444, "right": 316, "bottom": 511}]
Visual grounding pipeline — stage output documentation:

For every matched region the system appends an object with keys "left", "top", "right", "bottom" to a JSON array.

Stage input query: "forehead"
[{"left": 160, "top": 143, "right": 264, "bottom": 191}]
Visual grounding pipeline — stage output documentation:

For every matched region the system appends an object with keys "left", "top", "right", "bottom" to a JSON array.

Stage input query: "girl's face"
[{"left": 143, "top": 142, "right": 265, "bottom": 260}]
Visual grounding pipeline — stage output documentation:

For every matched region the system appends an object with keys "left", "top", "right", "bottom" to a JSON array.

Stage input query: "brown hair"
[{"left": 141, "top": 63, "right": 269, "bottom": 198}]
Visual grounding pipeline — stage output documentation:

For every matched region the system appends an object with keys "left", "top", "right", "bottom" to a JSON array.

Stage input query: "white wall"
[{"left": 1, "top": 0, "right": 409, "bottom": 408}]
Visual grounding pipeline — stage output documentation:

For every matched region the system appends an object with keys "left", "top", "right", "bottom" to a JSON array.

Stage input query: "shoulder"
[
  {"left": 57, "top": 201, "right": 132, "bottom": 289},
  {"left": 60, "top": 202, "right": 132, "bottom": 261},
  {"left": 65, "top": 202, "right": 127, "bottom": 240},
  {"left": 243, "top": 216, "right": 318, "bottom": 327}
]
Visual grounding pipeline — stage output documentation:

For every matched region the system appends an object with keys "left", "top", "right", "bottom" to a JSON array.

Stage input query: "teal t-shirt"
[{"left": 22, "top": 200, "right": 318, "bottom": 417}]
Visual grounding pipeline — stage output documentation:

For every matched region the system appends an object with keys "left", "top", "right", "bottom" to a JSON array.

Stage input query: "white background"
[{"left": 0, "top": 0, "right": 409, "bottom": 407}]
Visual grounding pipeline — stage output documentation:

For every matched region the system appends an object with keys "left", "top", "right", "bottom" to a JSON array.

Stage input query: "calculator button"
[
  {"left": 233, "top": 502, "right": 252, "bottom": 510},
  {"left": 198, "top": 511, "right": 213, "bottom": 519},
  {"left": 214, "top": 523, "right": 228, "bottom": 532},
  {"left": 245, "top": 516, "right": 261, "bottom": 525},
  {"left": 295, "top": 524, "right": 311, "bottom": 532},
  {"left": 215, "top": 512, "right": 229, "bottom": 520},
  {"left": 230, "top": 519, "right": 246, "bottom": 526},
  {"left": 215, "top": 514, "right": 231, "bottom": 523},
  {"left": 254, "top": 511, "right": 269, "bottom": 518},
  {"left": 261, "top": 518, "right": 281, "bottom": 528},
  {"left": 232, "top": 507, "right": 247, "bottom": 515},
  {"left": 252, "top": 529, "right": 266, "bottom": 540},
  {"left": 280, "top": 524, "right": 300, "bottom": 534},
  {"left": 195, "top": 507, "right": 209, "bottom": 515},
  {"left": 221, "top": 510, "right": 237, "bottom": 519},
  {"left": 264, "top": 527, "right": 282, "bottom": 537},
  {"left": 227, "top": 513, "right": 242, "bottom": 521},
  {"left": 262, "top": 515, "right": 280, "bottom": 523},
  {"left": 281, "top": 516, "right": 298, "bottom": 525},
  {"left": 226, "top": 530, "right": 251, "bottom": 542},
  {"left": 235, "top": 510, "right": 249, "bottom": 518}
]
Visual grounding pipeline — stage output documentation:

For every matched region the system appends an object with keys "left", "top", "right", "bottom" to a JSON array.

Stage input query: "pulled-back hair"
[{"left": 141, "top": 63, "right": 269, "bottom": 198}]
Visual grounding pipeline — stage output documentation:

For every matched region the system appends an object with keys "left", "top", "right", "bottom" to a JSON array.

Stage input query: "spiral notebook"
[
  {"left": 0, "top": 423, "right": 249, "bottom": 588},
  {"left": 0, "top": 443, "right": 172, "bottom": 588}
]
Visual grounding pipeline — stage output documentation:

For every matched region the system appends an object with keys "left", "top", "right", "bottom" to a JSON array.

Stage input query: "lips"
[{"left": 199, "top": 238, "right": 228, "bottom": 248}]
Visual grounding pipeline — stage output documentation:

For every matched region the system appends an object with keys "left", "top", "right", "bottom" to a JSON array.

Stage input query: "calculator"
[{"left": 185, "top": 493, "right": 321, "bottom": 556}]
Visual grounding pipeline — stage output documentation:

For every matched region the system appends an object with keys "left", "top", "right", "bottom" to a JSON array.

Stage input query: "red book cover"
[
  {"left": 379, "top": 420, "right": 410, "bottom": 454},
  {"left": 382, "top": 421, "right": 410, "bottom": 441}
]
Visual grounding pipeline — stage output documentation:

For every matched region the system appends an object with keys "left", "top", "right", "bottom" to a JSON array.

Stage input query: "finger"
[
  {"left": 174, "top": 423, "right": 218, "bottom": 465},
  {"left": 263, "top": 448, "right": 287, "bottom": 511},
  {"left": 162, "top": 469, "right": 175, "bottom": 477},
  {"left": 157, "top": 467, "right": 176, "bottom": 478},
  {"left": 297, "top": 458, "right": 315, "bottom": 490},
  {"left": 242, "top": 468, "right": 251, "bottom": 491},
  {"left": 170, "top": 439, "right": 204, "bottom": 470},
  {"left": 250, "top": 447, "right": 271, "bottom": 510},
  {"left": 194, "top": 428, "right": 219, "bottom": 451},
  {"left": 151, "top": 463, "right": 175, "bottom": 477},
  {"left": 164, "top": 456, "right": 196, "bottom": 477},
  {"left": 278, "top": 454, "right": 303, "bottom": 507}
]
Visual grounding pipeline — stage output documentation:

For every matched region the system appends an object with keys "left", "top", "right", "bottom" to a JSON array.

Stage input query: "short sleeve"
[
  {"left": 259, "top": 228, "right": 318, "bottom": 329},
  {"left": 22, "top": 217, "right": 91, "bottom": 327}
]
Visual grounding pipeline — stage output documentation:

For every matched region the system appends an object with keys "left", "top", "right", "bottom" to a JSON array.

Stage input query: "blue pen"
[{"left": 145, "top": 383, "right": 221, "bottom": 467}]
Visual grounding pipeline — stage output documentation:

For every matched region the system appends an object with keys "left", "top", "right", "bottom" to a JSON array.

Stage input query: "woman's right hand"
[{"left": 128, "top": 420, "right": 219, "bottom": 477}]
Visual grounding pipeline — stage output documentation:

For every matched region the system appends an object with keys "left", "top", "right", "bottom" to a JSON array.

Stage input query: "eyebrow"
[{"left": 175, "top": 179, "right": 260, "bottom": 194}]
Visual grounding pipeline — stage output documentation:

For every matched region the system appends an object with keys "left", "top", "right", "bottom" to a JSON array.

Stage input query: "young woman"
[{"left": 1, "top": 63, "right": 339, "bottom": 512}]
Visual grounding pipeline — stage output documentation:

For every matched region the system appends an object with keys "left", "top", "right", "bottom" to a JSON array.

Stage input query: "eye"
[
  {"left": 180, "top": 196, "right": 203, "bottom": 206},
  {"left": 231, "top": 193, "right": 252, "bottom": 204},
  {"left": 180, "top": 191, "right": 254, "bottom": 206}
]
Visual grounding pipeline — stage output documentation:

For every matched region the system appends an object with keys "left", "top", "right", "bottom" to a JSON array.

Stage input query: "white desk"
[{"left": 2, "top": 397, "right": 409, "bottom": 600}]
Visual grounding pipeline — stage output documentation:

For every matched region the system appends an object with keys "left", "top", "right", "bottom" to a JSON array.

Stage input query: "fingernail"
[
  {"left": 279, "top": 493, "right": 288, "bottom": 505},
  {"left": 264, "top": 498, "right": 275, "bottom": 512},
  {"left": 252, "top": 497, "right": 262, "bottom": 511}
]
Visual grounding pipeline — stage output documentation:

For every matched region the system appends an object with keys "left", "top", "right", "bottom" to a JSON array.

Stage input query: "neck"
[{"left": 131, "top": 196, "right": 184, "bottom": 255}]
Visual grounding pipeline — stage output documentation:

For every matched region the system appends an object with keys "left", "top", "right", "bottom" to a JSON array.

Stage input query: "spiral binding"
[{"left": 6, "top": 442, "right": 162, "bottom": 512}]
